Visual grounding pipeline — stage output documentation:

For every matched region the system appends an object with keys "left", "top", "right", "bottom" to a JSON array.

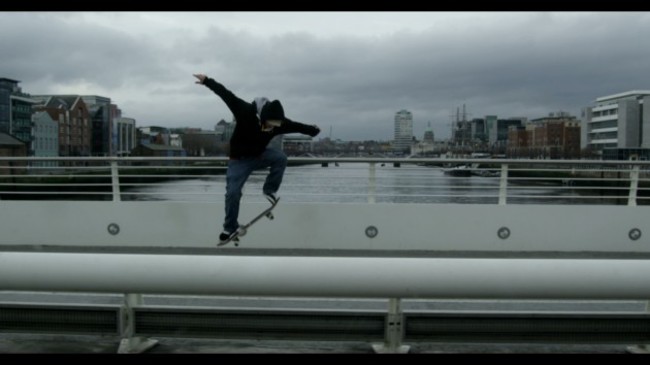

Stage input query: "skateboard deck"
[{"left": 217, "top": 197, "right": 279, "bottom": 247}]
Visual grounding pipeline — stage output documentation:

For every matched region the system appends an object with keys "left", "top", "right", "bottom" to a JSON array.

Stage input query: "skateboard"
[{"left": 217, "top": 197, "right": 280, "bottom": 247}]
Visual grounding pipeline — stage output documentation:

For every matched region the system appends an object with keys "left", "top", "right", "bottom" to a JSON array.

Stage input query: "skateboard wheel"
[{"left": 266, "top": 212, "right": 274, "bottom": 220}]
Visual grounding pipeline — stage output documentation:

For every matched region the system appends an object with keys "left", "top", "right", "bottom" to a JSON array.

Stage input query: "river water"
[{"left": 123, "top": 162, "right": 618, "bottom": 205}]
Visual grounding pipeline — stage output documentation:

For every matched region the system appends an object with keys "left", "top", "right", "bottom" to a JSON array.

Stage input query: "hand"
[
  {"left": 193, "top": 74, "right": 207, "bottom": 84},
  {"left": 310, "top": 125, "right": 321, "bottom": 137}
]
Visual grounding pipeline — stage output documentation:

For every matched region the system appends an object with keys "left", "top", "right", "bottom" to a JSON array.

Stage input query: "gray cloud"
[
  {"left": 2, "top": 12, "right": 650, "bottom": 141},
  {"left": 2, "top": 13, "right": 172, "bottom": 88}
]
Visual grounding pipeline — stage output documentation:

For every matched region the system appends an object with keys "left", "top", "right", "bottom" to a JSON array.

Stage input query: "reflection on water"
[{"left": 122, "top": 163, "right": 626, "bottom": 205}]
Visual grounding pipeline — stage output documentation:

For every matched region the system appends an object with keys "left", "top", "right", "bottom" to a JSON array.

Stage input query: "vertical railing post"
[
  {"left": 368, "top": 162, "right": 376, "bottom": 204},
  {"left": 372, "top": 298, "right": 409, "bottom": 353},
  {"left": 117, "top": 293, "right": 158, "bottom": 353},
  {"left": 628, "top": 165, "right": 639, "bottom": 207},
  {"left": 111, "top": 160, "right": 121, "bottom": 202},
  {"left": 498, "top": 164, "right": 509, "bottom": 205}
]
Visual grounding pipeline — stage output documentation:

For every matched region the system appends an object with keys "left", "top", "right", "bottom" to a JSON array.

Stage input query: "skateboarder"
[{"left": 193, "top": 74, "right": 321, "bottom": 243}]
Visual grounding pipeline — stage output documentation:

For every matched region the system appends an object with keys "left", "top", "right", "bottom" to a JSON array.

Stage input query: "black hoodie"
[{"left": 202, "top": 77, "right": 320, "bottom": 159}]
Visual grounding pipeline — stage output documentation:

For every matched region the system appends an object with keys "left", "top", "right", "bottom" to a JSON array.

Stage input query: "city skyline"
[{"left": 2, "top": 12, "right": 650, "bottom": 141}]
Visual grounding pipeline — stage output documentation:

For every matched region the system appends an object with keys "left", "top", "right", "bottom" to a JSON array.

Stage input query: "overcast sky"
[{"left": 2, "top": 12, "right": 649, "bottom": 140}]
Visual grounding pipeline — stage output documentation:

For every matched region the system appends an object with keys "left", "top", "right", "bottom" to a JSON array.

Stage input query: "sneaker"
[
  {"left": 219, "top": 230, "right": 237, "bottom": 242},
  {"left": 263, "top": 192, "right": 279, "bottom": 204}
]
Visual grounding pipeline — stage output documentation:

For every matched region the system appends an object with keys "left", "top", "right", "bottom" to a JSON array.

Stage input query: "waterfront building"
[
  {"left": 0, "top": 78, "right": 37, "bottom": 144},
  {"left": 582, "top": 90, "right": 650, "bottom": 158},
  {"left": 394, "top": 109, "right": 413, "bottom": 154}
]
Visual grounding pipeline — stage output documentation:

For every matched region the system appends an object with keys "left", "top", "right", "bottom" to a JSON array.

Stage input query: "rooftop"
[{"left": 596, "top": 90, "right": 650, "bottom": 103}]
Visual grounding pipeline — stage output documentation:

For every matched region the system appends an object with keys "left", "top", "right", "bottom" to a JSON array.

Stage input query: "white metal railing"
[{"left": 0, "top": 156, "right": 649, "bottom": 206}]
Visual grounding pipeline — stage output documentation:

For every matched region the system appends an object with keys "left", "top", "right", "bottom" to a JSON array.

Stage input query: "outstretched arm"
[
  {"left": 276, "top": 118, "right": 321, "bottom": 137},
  {"left": 193, "top": 74, "right": 248, "bottom": 114}
]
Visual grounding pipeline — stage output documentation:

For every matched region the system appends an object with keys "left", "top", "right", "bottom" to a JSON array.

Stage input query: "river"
[{"left": 122, "top": 162, "right": 621, "bottom": 205}]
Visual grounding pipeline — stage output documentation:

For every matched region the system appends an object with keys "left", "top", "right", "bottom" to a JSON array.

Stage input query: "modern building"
[
  {"left": 0, "top": 78, "right": 37, "bottom": 145},
  {"left": 393, "top": 109, "right": 413, "bottom": 154},
  {"left": 470, "top": 118, "right": 487, "bottom": 143},
  {"left": 483, "top": 115, "right": 498, "bottom": 146},
  {"left": 82, "top": 95, "right": 114, "bottom": 156},
  {"left": 31, "top": 111, "right": 59, "bottom": 167},
  {"left": 0, "top": 79, "right": 14, "bottom": 135},
  {"left": 581, "top": 90, "right": 650, "bottom": 155},
  {"left": 114, "top": 117, "right": 136, "bottom": 156},
  {"left": 488, "top": 117, "right": 524, "bottom": 147},
  {"left": 423, "top": 122, "right": 435, "bottom": 143}
]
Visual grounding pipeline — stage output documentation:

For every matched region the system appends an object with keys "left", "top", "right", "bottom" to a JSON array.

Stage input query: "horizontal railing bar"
[
  {"left": 1, "top": 157, "right": 648, "bottom": 205},
  {"left": 4, "top": 253, "right": 650, "bottom": 298},
  {"left": 0, "top": 183, "right": 116, "bottom": 187},
  {"left": 4, "top": 156, "right": 650, "bottom": 167},
  {"left": 0, "top": 174, "right": 113, "bottom": 178},
  {"left": 0, "top": 192, "right": 114, "bottom": 195},
  {"left": 0, "top": 190, "right": 631, "bottom": 199}
]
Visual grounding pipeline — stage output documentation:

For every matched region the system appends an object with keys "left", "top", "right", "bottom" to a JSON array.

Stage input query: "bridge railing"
[
  {"left": 0, "top": 156, "right": 649, "bottom": 206},
  {"left": 2, "top": 156, "right": 650, "bottom": 353}
]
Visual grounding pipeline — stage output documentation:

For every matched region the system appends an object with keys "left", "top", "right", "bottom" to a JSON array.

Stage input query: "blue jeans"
[{"left": 223, "top": 148, "right": 288, "bottom": 233}]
